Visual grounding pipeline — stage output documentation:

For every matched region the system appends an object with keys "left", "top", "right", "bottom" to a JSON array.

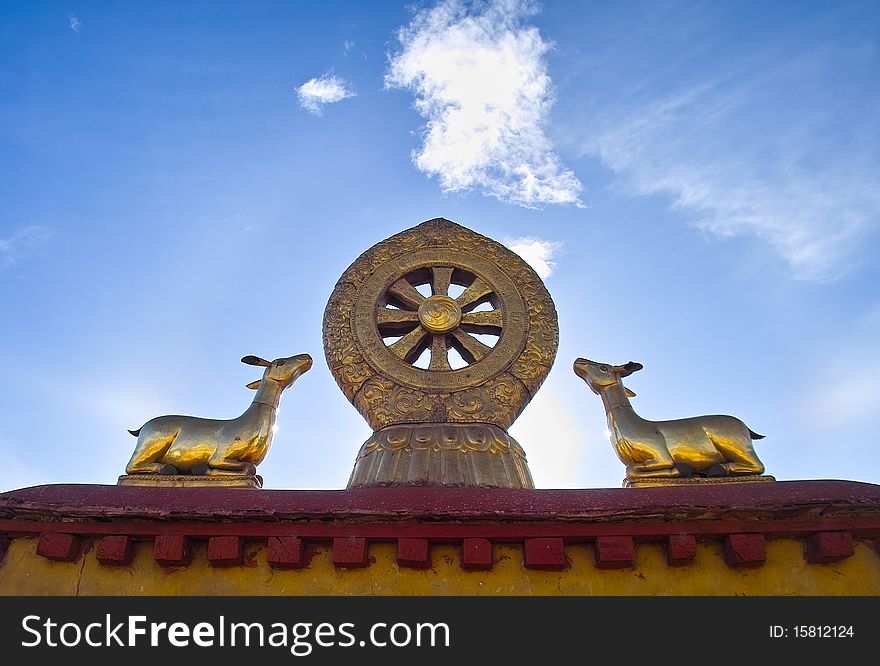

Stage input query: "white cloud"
[
  {"left": 504, "top": 236, "right": 561, "bottom": 279},
  {"left": 0, "top": 226, "right": 51, "bottom": 269},
  {"left": 344, "top": 40, "right": 355, "bottom": 55},
  {"left": 296, "top": 74, "right": 356, "bottom": 115},
  {"left": 68, "top": 15, "right": 81, "bottom": 33},
  {"left": 385, "top": 0, "right": 582, "bottom": 208}
]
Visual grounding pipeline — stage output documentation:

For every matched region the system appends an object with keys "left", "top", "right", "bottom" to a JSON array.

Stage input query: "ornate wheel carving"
[
  {"left": 379, "top": 266, "right": 498, "bottom": 369},
  {"left": 378, "top": 264, "right": 506, "bottom": 374},
  {"left": 352, "top": 247, "right": 529, "bottom": 392}
]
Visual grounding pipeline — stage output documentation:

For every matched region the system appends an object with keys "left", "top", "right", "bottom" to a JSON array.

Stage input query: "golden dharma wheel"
[{"left": 323, "top": 218, "right": 558, "bottom": 488}]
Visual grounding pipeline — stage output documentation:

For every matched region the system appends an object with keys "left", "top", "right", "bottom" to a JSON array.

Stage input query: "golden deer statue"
[
  {"left": 125, "top": 353, "right": 312, "bottom": 476},
  {"left": 573, "top": 358, "right": 765, "bottom": 480}
]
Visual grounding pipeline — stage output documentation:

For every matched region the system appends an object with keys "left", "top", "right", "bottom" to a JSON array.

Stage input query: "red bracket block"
[
  {"left": 154, "top": 534, "right": 191, "bottom": 567},
  {"left": 267, "top": 536, "right": 307, "bottom": 569},
  {"left": 524, "top": 537, "right": 566, "bottom": 570},
  {"left": 724, "top": 533, "right": 766, "bottom": 567},
  {"left": 37, "top": 532, "right": 81, "bottom": 562},
  {"left": 333, "top": 537, "right": 368, "bottom": 567},
  {"left": 461, "top": 538, "right": 493, "bottom": 570},
  {"left": 397, "top": 538, "right": 430, "bottom": 568},
  {"left": 96, "top": 535, "right": 134, "bottom": 566},
  {"left": 806, "top": 532, "right": 854, "bottom": 564},
  {"left": 208, "top": 536, "right": 244, "bottom": 566},
  {"left": 595, "top": 536, "right": 635, "bottom": 569},
  {"left": 667, "top": 534, "right": 697, "bottom": 566}
]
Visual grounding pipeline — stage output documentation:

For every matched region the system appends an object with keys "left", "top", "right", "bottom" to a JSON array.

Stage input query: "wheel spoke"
[
  {"left": 460, "top": 310, "right": 502, "bottom": 334},
  {"left": 450, "top": 329, "right": 492, "bottom": 363},
  {"left": 388, "top": 325, "right": 429, "bottom": 363},
  {"left": 376, "top": 308, "right": 420, "bottom": 335},
  {"left": 429, "top": 335, "right": 451, "bottom": 371},
  {"left": 455, "top": 277, "right": 493, "bottom": 311},
  {"left": 386, "top": 279, "right": 426, "bottom": 309},
  {"left": 431, "top": 267, "right": 454, "bottom": 297}
]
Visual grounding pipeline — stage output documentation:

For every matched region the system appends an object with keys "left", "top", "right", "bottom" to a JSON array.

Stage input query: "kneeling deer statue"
[
  {"left": 126, "top": 353, "right": 312, "bottom": 476},
  {"left": 573, "top": 358, "right": 765, "bottom": 480}
]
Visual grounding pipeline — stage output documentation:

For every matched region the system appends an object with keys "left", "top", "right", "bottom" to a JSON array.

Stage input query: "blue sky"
[{"left": 1, "top": 0, "right": 878, "bottom": 491}]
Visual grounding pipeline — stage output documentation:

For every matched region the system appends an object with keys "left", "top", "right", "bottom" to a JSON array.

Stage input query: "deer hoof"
[
  {"left": 204, "top": 463, "right": 258, "bottom": 476},
  {"left": 190, "top": 463, "right": 210, "bottom": 476},
  {"left": 157, "top": 464, "right": 178, "bottom": 475},
  {"left": 706, "top": 463, "right": 729, "bottom": 477}
]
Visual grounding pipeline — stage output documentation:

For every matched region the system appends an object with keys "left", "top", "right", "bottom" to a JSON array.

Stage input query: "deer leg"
[
  {"left": 617, "top": 436, "right": 679, "bottom": 479},
  {"left": 717, "top": 460, "right": 764, "bottom": 475},
  {"left": 625, "top": 445, "right": 679, "bottom": 478},
  {"left": 626, "top": 462, "right": 681, "bottom": 478},
  {"left": 205, "top": 455, "right": 257, "bottom": 476},
  {"left": 126, "top": 435, "right": 178, "bottom": 475},
  {"left": 126, "top": 461, "right": 177, "bottom": 474},
  {"left": 707, "top": 434, "right": 765, "bottom": 475}
]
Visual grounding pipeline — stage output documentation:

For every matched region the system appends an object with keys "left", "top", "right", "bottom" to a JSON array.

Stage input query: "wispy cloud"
[
  {"left": 570, "top": 7, "right": 880, "bottom": 281},
  {"left": 68, "top": 14, "right": 81, "bottom": 33},
  {"left": 344, "top": 40, "right": 355, "bottom": 55},
  {"left": 0, "top": 226, "right": 51, "bottom": 269},
  {"left": 296, "top": 74, "right": 356, "bottom": 115},
  {"left": 584, "top": 85, "right": 880, "bottom": 280},
  {"left": 385, "top": 0, "right": 582, "bottom": 208},
  {"left": 504, "top": 236, "right": 561, "bottom": 279}
]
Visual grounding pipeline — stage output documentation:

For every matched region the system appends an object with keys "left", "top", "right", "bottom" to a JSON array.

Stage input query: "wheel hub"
[{"left": 417, "top": 295, "right": 462, "bottom": 334}]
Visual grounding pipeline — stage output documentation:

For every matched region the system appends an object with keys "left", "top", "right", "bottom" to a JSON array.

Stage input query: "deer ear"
[
  {"left": 620, "top": 361, "right": 643, "bottom": 376},
  {"left": 245, "top": 380, "right": 261, "bottom": 390},
  {"left": 241, "top": 355, "right": 272, "bottom": 367},
  {"left": 625, "top": 387, "right": 637, "bottom": 398}
]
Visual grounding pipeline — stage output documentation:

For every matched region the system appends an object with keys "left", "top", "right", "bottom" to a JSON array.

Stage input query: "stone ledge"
[
  {"left": 3, "top": 479, "right": 880, "bottom": 525},
  {"left": 2, "top": 480, "right": 879, "bottom": 577}
]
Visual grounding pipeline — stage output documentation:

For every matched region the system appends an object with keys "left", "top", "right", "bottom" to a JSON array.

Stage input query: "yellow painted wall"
[{"left": 1, "top": 537, "right": 878, "bottom": 595}]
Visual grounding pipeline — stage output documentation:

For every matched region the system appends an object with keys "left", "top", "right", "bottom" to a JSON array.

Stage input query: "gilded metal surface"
[
  {"left": 574, "top": 358, "right": 767, "bottom": 481},
  {"left": 124, "top": 353, "right": 312, "bottom": 479},
  {"left": 350, "top": 245, "right": 529, "bottom": 396},
  {"left": 418, "top": 295, "right": 462, "bottom": 333},
  {"left": 117, "top": 473, "right": 263, "bottom": 488},
  {"left": 622, "top": 475, "right": 775, "bottom": 488},
  {"left": 351, "top": 372, "right": 530, "bottom": 430},
  {"left": 324, "top": 218, "right": 558, "bottom": 488},
  {"left": 347, "top": 423, "right": 534, "bottom": 489}
]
